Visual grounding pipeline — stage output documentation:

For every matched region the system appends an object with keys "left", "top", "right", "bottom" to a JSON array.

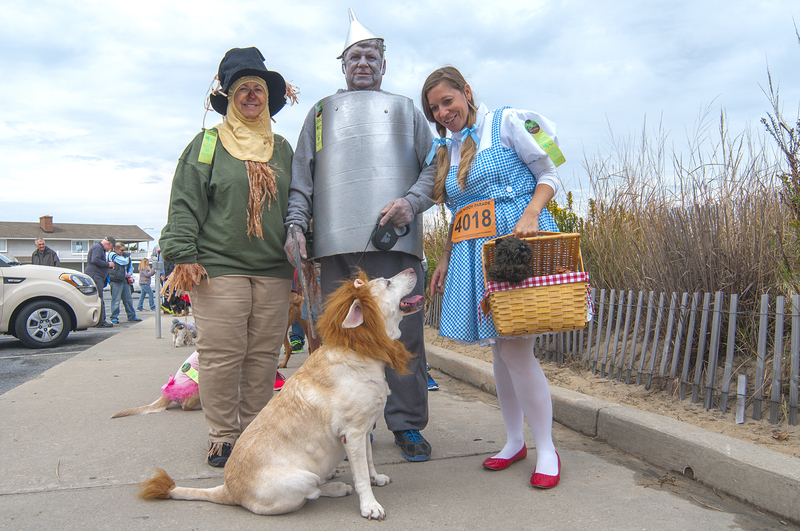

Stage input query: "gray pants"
[
  {"left": 320, "top": 251, "right": 428, "bottom": 433},
  {"left": 88, "top": 273, "right": 107, "bottom": 324}
]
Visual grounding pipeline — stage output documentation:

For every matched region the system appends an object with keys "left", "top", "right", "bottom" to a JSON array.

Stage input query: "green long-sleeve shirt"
[{"left": 160, "top": 129, "right": 294, "bottom": 280}]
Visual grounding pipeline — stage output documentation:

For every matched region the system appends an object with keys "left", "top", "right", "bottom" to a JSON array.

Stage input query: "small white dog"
[
  {"left": 140, "top": 268, "right": 424, "bottom": 520},
  {"left": 170, "top": 318, "right": 196, "bottom": 348}
]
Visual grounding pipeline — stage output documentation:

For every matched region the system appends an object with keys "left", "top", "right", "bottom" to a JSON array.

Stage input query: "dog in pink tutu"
[{"left": 111, "top": 351, "right": 201, "bottom": 418}]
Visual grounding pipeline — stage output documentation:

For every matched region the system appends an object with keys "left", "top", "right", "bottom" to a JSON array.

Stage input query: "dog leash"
[
  {"left": 290, "top": 224, "right": 317, "bottom": 339},
  {"left": 353, "top": 225, "right": 378, "bottom": 270},
  {"left": 354, "top": 215, "right": 409, "bottom": 270}
]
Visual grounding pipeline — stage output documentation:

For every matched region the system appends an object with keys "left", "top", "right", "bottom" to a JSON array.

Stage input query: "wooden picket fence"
[{"left": 425, "top": 289, "right": 800, "bottom": 426}]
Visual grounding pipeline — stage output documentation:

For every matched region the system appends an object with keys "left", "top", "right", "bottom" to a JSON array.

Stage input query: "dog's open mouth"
[{"left": 399, "top": 295, "right": 424, "bottom": 314}]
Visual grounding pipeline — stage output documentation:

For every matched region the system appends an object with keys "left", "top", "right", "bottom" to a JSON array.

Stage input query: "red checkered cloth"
[
  {"left": 486, "top": 271, "right": 589, "bottom": 293},
  {"left": 480, "top": 272, "right": 594, "bottom": 322}
]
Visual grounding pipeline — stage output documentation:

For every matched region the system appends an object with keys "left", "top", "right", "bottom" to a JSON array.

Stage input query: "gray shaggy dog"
[
  {"left": 486, "top": 236, "right": 535, "bottom": 284},
  {"left": 170, "top": 318, "right": 197, "bottom": 347}
]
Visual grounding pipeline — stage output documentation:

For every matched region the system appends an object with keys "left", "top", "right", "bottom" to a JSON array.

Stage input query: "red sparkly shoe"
[
  {"left": 482, "top": 445, "right": 527, "bottom": 471},
  {"left": 530, "top": 452, "right": 561, "bottom": 489},
  {"left": 273, "top": 371, "right": 286, "bottom": 391}
]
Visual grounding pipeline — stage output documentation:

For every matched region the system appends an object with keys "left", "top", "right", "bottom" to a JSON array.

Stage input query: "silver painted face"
[{"left": 343, "top": 43, "right": 384, "bottom": 91}]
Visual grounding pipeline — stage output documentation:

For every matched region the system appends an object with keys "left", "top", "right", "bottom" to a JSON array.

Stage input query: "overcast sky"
[{"left": 1, "top": 0, "right": 798, "bottom": 245}]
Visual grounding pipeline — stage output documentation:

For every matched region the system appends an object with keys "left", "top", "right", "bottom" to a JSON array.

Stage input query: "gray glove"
[
  {"left": 379, "top": 198, "right": 414, "bottom": 227},
  {"left": 284, "top": 229, "right": 307, "bottom": 268}
]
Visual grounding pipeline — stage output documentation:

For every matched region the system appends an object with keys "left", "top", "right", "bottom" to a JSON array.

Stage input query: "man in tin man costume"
[{"left": 284, "top": 9, "right": 436, "bottom": 461}]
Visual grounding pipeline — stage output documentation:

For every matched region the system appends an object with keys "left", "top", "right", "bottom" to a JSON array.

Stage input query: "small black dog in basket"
[{"left": 486, "top": 236, "right": 534, "bottom": 284}]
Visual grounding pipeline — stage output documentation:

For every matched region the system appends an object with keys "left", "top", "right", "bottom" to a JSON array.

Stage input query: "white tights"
[{"left": 491, "top": 337, "right": 559, "bottom": 476}]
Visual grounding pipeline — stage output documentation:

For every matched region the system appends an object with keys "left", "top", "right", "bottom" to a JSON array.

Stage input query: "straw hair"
[
  {"left": 244, "top": 160, "right": 278, "bottom": 240},
  {"left": 422, "top": 66, "right": 478, "bottom": 203}
]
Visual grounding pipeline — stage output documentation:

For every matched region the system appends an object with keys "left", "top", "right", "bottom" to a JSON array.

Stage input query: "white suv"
[{"left": 0, "top": 253, "right": 101, "bottom": 348}]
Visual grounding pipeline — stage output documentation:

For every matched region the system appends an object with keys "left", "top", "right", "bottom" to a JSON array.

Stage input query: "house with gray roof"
[{"left": 0, "top": 216, "right": 154, "bottom": 272}]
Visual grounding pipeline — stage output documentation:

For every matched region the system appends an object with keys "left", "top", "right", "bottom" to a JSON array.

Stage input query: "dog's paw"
[
  {"left": 371, "top": 473, "right": 391, "bottom": 487},
  {"left": 360, "top": 501, "right": 385, "bottom": 520},
  {"left": 318, "top": 481, "right": 353, "bottom": 498},
  {"left": 325, "top": 468, "right": 345, "bottom": 481}
]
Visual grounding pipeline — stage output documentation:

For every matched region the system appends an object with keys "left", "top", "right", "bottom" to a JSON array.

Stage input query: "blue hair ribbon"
[
  {"left": 460, "top": 124, "right": 480, "bottom": 146},
  {"left": 425, "top": 137, "right": 451, "bottom": 165}
]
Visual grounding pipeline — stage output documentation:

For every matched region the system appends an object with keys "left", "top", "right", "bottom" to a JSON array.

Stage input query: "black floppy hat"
[{"left": 209, "top": 47, "right": 287, "bottom": 117}]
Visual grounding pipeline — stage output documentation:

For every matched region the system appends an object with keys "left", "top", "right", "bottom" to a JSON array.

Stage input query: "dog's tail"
[
  {"left": 110, "top": 396, "right": 172, "bottom": 419},
  {"left": 140, "top": 468, "right": 235, "bottom": 505}
]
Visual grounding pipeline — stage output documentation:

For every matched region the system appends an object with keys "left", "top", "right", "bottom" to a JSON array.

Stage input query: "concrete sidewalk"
[
  {"left": 427, "top": 345, "right": 800, "bottom": 525},
  {"left": 1, "top": 318, "right": 797, "bottom": 529}
]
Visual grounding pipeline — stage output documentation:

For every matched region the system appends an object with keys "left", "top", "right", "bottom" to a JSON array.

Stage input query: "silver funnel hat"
[{"left": 336, "top": 8, "right": 383, "bottom": 59}]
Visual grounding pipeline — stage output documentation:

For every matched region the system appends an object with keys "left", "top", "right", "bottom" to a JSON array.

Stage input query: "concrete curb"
[{"left": 425, "top": 342, "right": 800, "bottom": 524}]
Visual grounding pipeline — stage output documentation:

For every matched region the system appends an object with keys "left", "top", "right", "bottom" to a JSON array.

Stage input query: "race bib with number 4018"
[{"left": 451, "top": 199, "right": 496, "bottom": 243}]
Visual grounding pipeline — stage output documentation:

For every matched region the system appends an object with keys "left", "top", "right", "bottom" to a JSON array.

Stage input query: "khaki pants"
[{"left": 192, "top": 275, "right": 291, "bottom": 444}]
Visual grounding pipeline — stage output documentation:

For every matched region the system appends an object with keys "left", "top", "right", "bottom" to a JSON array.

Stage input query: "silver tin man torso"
[{"left": 312, "top": 91, "right": 423, "bottom": 259}]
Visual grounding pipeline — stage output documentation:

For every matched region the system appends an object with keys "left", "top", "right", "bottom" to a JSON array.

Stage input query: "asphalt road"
[{"left": 0, "top": 291, "right": 163, "bottom": 395}]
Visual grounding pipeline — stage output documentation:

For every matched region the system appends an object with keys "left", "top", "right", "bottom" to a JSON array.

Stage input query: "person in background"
[
  {"left": 151, "top": 246, "right": 175, "bottom": 312},
  {"left": 160, "top": 257, "right": 176, "bottom": 313},
  {"left": 421, "top": 252, "right": 439, "bottom": 391},
  {"left": 424, "top": 66, "right": 562, "bottom": 489},
  {"left": 31, "top": 238, "right": 61, "bottom": 267},
  {"left": 286, "top": 268, "right": 306, "bottom": 354},
  {"left": 288, "top": 321, "right": 305, "bottom": 354},
  {"left": 136, "top": 257, "right": 157, "bottom": 312},
  {"left": 85, "top": 237, "right": 116, "bottom": 328},
  {"left": 108, "top": 242, "right": 141, "bottom": 324},
  {"left": 160, "top": 47, "right": 297, "bottom": 468}
]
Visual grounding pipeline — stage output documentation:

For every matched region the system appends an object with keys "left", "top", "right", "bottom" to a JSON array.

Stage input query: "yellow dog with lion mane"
[{"left": 140, "top": 268, "right": 424, "bottom": 520}]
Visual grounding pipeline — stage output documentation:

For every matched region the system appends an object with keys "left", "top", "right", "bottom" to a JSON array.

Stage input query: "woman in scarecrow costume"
[{"left": 160, "top": 47, "right": 298, "bottom": 467}]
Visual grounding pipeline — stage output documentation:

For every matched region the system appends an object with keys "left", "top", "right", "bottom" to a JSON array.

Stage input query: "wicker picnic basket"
[{"left": 481, "top": 232, "right": 588, "bottom": 335}]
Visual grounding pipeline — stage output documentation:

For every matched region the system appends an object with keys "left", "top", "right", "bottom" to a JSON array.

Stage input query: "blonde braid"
[
  {"left": 433, "top": 147, "right": 450, "bottom": 203},
  {"left": 456, "top": 135, "right": 477, "bottom": 191}
]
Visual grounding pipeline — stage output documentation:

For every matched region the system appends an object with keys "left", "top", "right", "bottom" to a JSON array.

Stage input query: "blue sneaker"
[
  {"left": 394, "top": 430, "right": 431, "bottom": 462},
  {"left": 343, "top": 433, "right": 373, "bottom": 461},
  {"left": 427, "top": 372, "right": 439, "bottom": 391}
]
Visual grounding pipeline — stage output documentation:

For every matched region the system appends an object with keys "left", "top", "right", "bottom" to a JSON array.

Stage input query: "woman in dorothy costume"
[{"left": 425, "top": 66, "right": 563, "bottom": 489}]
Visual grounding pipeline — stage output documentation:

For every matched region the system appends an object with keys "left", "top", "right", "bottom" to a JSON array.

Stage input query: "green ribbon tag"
[
  {"left": 181, "top": 362, "right": 199, "bottom": 383},
  {"left": 198, "top": 129, "right": 218, "bottom": 165},
  {"left": 315, "top": 102, "right": 323, "bottom": 152},
  {"left": 525, "top": 120, "right": 565, "bottom": 167}
]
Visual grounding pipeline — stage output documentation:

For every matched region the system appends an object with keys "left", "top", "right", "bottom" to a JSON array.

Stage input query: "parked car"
[{"left": 0, "top": 253, "right": 101, "bottom": 348}]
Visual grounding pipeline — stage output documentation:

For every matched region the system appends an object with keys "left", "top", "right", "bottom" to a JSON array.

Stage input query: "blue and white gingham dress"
[{"left": 440, "top": 107, "right": 559, "bottom": 343}]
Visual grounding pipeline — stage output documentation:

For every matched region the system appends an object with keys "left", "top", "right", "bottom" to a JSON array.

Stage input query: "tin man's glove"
[
  {"left": 379, "top": 198, "right": 414, "bottom": 227},
  {"left": 284, "top": 230, "right": 307, "bottom": 268}
]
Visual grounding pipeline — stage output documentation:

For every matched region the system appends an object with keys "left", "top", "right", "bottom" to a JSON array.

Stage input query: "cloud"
[{"left": 0, "top": 0, "right": 798, "bottom": 238}]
